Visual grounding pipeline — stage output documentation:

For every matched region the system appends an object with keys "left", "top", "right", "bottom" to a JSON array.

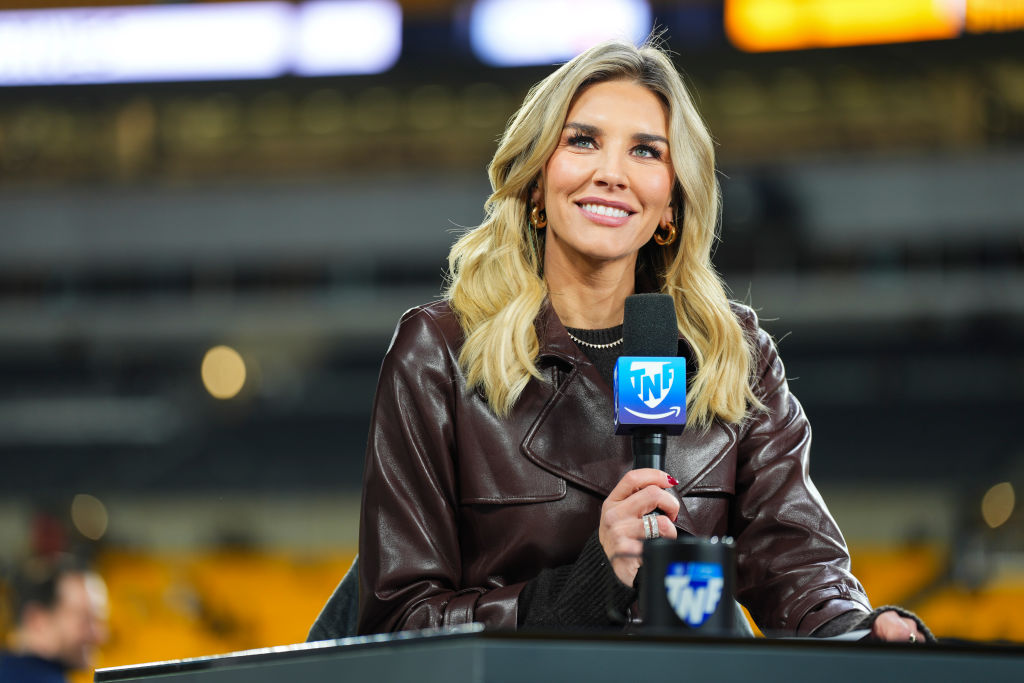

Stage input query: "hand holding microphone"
[
  {"left": 609, "top": 297, "right": 738, "bottom": 634},
  {"left": 598, "top": 293, "right": 687, "bottom": 586},
  {"left": 599, "top": 469, "right": 680, "bottom": 587},
  {"left": 616, "top": 294, "right": 686, "bottom": 525}
]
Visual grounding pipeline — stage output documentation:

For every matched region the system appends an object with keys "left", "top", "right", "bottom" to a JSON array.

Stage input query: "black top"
[{"left": 563, "top": 324, "right": 623, "bottom": 388}]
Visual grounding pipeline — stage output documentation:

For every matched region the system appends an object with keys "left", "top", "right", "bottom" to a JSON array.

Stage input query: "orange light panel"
[
  {"left": 966, "top": 0, "right": 1024, "bottom": 33},
  {"left": 725, "top": 0, "right": 965, "bottom": 52}
]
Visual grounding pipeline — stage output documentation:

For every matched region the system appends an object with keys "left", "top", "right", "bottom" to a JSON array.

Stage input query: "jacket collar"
[{"left": 534, "top": 299, "right": 584, "bottom": 367}]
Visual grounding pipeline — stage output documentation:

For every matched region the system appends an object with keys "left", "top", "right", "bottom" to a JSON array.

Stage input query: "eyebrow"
[{"left": 564, "top": 121, "right": 668, "bottom": 146}]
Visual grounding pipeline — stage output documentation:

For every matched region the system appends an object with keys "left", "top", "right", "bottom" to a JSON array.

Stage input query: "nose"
[{"left": 593, "top": 149, "right": 628, "bottom": 190}]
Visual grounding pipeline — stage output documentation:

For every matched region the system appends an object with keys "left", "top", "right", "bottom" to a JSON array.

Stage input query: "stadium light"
[
  {"left": 724, "top": 0, "right": 965, "bottom": 52},
  {"left": 0, "top": 0, "right": 402, "bottom": 86},
  {"left": 469, "top": 0, "right": 652, "bottom": 67}
]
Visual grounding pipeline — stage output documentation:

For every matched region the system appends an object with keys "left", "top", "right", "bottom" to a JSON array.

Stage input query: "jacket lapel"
[
  {"left": 667, "top": 423, "right": 738, "bottom": 498},
  {"left": 519, "top": 304, "right": 632, "bottom": 497},
  {"left": 666, "top": 422, "right": 738, "bottom": 536},
  {"left": 520, "top": 364, "right": 633, "bottom": 498}
]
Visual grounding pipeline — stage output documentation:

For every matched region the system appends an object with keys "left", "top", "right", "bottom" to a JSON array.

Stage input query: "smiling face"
[{"left": 536, "top": 78, "right": 676, "bottom": 280}]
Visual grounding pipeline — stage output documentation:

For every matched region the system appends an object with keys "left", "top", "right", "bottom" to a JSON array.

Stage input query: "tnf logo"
[
  {"left": 664, "top": 562, "right": 724, "bottom": 627},
  {"left": 613, "top": 356, "right": 686, "bottom": 432},
  {"left": 627, "top": 361, "right": 674, "bottom": 409}
]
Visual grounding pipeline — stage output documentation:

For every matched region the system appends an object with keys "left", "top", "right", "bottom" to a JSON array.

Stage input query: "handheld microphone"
[
  {"left": 615, "top": 297, "right": 737, "bottom": 636},
  {"left": 614, "top": 293, "right": 687, "bottom": 471}
]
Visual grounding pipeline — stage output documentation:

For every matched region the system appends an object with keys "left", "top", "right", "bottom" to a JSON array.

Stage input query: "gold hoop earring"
[
  {"left": 530, "top": 205, "right": 547, "bottom": 229},
  {"left": 654, "top": 220, "right": 677, "bottom": 246}
]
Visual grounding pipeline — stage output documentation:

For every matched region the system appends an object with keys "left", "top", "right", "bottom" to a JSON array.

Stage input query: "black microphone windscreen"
[{"left": 623, "top": 293, "right": 678, "bottom": 357}]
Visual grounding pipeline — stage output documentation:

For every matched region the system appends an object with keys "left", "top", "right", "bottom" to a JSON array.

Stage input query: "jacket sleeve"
[
  {"left": 731, "top": 309, "right": 872, "bottom": 635},
  {"left": 357, "top": 306, "right": 524, "bottom": 634}
]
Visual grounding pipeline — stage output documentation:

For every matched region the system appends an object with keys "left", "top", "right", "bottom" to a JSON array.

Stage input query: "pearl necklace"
[{"left": 565, "top": 331, "right": 624, "bottom": 350}]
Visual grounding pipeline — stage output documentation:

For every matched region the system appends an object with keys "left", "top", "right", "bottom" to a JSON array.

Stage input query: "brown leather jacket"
[{"left": 357, "top": 300, "right": 871, "bottom": 635}]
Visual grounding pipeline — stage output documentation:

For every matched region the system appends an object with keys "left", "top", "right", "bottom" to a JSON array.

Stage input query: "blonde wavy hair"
[{"left": 445, "top": 40, "right": 760, "bottom": 428}]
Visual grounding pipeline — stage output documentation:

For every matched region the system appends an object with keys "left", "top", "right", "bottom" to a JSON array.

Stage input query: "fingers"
[
  {"left": 607, "top": 468, "right": 679, "bottom": 503},
  {"left": 600, "top": 512, "right": 679, "bottom": 586},
  {"left": 600, "top": 469, "right": 682, "bottom": 587},
  {"left": 645, "top": 513, "right": 678, "bottom": 541},
  {"left": 635, "top": 484, "right": 680, "bottom": 521},
  {"left": 603, "top": 484, "right": 679, "bottom": 525},
  {"left": 608, "top": 510, "right": 679, "bottom": 542},
  {"left": 636, "top": 512, "right": 679, "bottom": 542},
  {"left": 871, "top": 610, "right": 925, "bottom": 644},
  {"left": 604, "top": 470, "right": 680, "bottom": 520}
]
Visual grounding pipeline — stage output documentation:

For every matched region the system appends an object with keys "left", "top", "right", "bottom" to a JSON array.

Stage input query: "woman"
[{"left": 355, "top": 40, "right": 928, "bottom": 641}]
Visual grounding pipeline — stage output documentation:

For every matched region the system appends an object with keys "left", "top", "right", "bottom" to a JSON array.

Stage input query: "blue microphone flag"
[{"left": 614, "top": 355, "right": 687, "bottom": 435}]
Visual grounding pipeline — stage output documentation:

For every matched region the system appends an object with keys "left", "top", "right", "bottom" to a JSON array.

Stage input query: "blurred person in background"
[
  {"left": 342, "top": 39, "right": 932, "bottom": 642},
  {"left": 0, "top": 555, "right": 108, "bottom": 683}
]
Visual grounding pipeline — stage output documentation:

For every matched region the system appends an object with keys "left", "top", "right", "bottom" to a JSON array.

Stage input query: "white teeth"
[{"left": 580, "top": 203, "right": 629, "bottom": 218}]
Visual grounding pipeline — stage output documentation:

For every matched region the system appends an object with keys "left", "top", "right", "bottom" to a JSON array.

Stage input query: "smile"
[{"left": 578, "top": 202, "right": 631, "bottom": 218}]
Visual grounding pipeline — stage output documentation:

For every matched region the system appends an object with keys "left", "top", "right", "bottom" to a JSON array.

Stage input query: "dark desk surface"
[{"left": 95, "top": 625, "right": 1024, "bottom": 683}]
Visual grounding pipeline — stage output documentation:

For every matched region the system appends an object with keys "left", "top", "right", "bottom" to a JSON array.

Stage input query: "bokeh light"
[
  {"left": 71, "top": 493, "right": 109, "bottom": 541},
  {"left": 201, "top": 345, "right": 247, "bottom": 400},
  {"left": 725, "top": 0, "right": 964, "bottom": 52},
  {"left": 981, "top": 482, "right": 1015, "bottom": 529}
]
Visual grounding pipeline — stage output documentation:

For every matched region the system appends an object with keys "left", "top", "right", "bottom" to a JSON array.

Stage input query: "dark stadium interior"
[{"left": 1, "top": 0, "right": 1022, "bottom": 663}]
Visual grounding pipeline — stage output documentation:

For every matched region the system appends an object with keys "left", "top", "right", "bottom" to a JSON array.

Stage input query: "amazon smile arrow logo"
[{"left": 623, "top": 405, "right": 682, "bottom": 420}]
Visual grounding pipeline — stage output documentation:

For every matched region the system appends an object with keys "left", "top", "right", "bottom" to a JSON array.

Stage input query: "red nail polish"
[{"left": 667, "top": 475, "right": 679, "bottom": 486}]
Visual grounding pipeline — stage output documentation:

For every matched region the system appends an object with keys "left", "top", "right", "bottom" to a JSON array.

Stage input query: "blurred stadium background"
[{"left": 0, "top": 0, "right": 1022, "bottom": 677}]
